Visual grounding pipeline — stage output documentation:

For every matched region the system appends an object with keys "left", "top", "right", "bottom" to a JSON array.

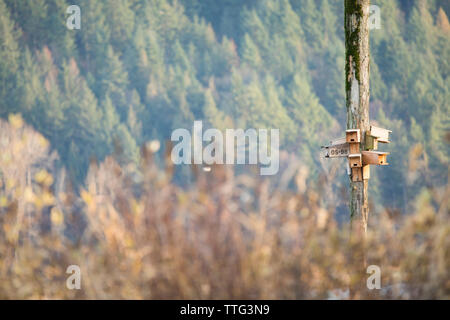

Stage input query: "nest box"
[
  {"left": 362, "top": 151, "right": 389, "bottom": 165},
  {"left": 348, "top": 153, "right": 362, "bottom": 168},
  {"left": 346, "top": 129, "right": 361, "bottom": 143}
]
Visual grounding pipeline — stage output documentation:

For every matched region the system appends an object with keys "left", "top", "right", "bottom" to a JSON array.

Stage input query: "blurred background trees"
[
  {"left": 0, "top": 0, "right": 448, "bottom": 299},
  {"left": 0, "top": 115, "right": 448, "bottom": 299},
  {"left": 0, "top": 0, "right": 448, "bottom": 212}
]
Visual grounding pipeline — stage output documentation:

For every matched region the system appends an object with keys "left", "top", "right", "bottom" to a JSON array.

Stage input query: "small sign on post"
[{"left": 322, "top": 142, "right": 349, "bottom": 158}]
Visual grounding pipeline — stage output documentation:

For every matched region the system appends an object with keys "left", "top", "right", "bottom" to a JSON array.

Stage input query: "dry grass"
[{"left": 0, "top": 116, "right": 449, "bottom": 299}]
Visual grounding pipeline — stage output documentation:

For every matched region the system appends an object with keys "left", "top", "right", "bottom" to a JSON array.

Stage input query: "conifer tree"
[
  {"left": 0, "top": 0, "right": 20, "bottom": 116},
  {"left": 241, "top": 34, "right": 262, "bottom": 70},
  {"left": 59, "top": 59, "right": 105, "bottom": 182},
  {"left": 78, "top": 0, "right": 111, "bottom": 73},
  {"left": 104, "top": 0, "right": 135, "bottom": 52},
  {"left": 96, "top": 46, "right": 129, "bottom": 120}
]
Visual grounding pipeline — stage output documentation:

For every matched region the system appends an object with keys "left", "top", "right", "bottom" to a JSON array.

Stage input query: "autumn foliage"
[{"left": 0, "top": 116, "right": 448, "bottom": 299}]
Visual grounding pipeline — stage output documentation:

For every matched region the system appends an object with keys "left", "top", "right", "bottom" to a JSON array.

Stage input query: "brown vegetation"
[{"left": 0, "top": 116, "right": 448, "bottom": 299}]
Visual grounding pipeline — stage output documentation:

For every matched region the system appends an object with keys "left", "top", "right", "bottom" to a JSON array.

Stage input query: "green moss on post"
[
  {"left": 345, "top": 0, "right": 364, "bottom": 87},
  {"left": 365, "top": 133, "right": 377, "bottom": 150}
]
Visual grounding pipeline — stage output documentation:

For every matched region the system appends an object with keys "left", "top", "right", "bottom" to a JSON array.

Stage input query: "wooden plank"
[
  {"left": 349, "top": 142, "right": 360, "bottom": 154},
  {"left": 370, "top": 125, "right": 391, "bottom": 141},
  {"left": 329, "top": 137, "right": 346, "bottom": 146},
  {"left": 377, "top": 138, "right": 390, "bottom": 144},
  {"left": 362, "top": 165, "right": 370, "bottom": 180}
]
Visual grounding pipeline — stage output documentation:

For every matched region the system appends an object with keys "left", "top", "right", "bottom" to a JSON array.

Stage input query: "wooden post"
[{"left": 345, "top": 0, "right": 370, "bottom": 235}]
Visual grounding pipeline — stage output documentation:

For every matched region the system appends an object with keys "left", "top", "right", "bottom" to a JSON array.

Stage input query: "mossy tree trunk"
[{"left": 345, "top": 0, "right": 370, "bottom": 235}]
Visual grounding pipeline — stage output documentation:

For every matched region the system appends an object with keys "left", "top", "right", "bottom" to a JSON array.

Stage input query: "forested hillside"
[{"left": 0, "top": 0, "right": 448, "bottom": 212}]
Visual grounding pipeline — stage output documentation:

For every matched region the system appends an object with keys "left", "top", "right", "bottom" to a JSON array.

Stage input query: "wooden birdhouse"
[
  {"left": 365, "top": 133, "right": 378, "bottom": 150},
  {"left": 323, "top": 125, "right": 388, "bottom": 183},
  {"left": 348, "top": 153, "right": 362, "bottom": 168},
  {"left": 362, "top": 151, "right": 389, "bottom": 165},
  {"left": 369, "top": 126, "right": 391, "bottom": 143},
  {"left": 346, "top": 129, "right": 361, "bottom": 143}
]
